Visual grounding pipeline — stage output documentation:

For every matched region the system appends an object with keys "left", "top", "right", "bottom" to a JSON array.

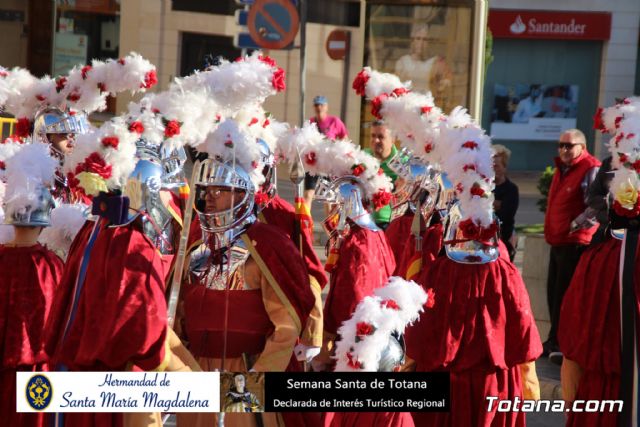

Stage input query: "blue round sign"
[{"left": 248, "top": 0, "right": 299, "bottom": 50}]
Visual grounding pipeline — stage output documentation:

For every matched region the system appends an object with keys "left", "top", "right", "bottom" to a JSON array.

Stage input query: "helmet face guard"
[
  {"left": 193, "top": 159, "right": 255, "bottom": 234},
  {"left": 33, "top": 107, "right": 89, "bottom": 162},
  {"left": 443, "top": 203, "right": 499, "bottom": 264},
  {"left": 315, "top": 175, "right": 379, "bottom": 233},
  {"left": 256, "top": 139, "right": 276, "bottom": 209}
]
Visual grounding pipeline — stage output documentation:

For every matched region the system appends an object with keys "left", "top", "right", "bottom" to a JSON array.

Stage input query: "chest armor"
[{"left": 189, "top": 239, "right": 251, "bottom": 290}]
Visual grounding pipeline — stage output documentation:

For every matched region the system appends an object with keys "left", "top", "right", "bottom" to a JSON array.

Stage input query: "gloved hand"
[{"left": 294, "top": 343, "right": 321, "bottom": 363}]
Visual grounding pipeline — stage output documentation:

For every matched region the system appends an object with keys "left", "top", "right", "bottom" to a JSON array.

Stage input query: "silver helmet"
[
  {"left": 193, "top": 158, "right": 256, "bottom": 245},
  {"left": 315, "top": 175, "right": 380, "bottom": 236},
  {"left": 378, "top": 332, "right": 406, "bottom": 372},
  {"left": 4, "top": 184, "right": 55, "bottom": 227},
  {"left": 256, "top": 138, "right": 276, "bottom": 209},
  {"left": 32, "top": 107, "right": 89, "bottom": 159},
  {"left": 388, "top": 148, "right": 440, "bottom": 217},
  {"left": 443, "top": 202, "right": 499, "bottom": 264}
]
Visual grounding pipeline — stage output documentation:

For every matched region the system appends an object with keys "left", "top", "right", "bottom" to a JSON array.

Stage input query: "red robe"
[
  {"left": 323, "top": 224, "right": 396, "bottom": 335},
  {"left": 323, "top": 225, "right": 413, "bottom": 427},
  {"left": 261, "top": 194, "right": 328, "bottom": 288},
  {"left": 0, "top": 244, "right": 63, "bottom": 427},
  {"left": 45, "top": 219, "right": 169, "bottom": 427},
  {"left": 406, "top": 256, "right": 542, "bottom": 427},
  {"left": 559, "top": 237, "right": 638, "bottom": 427},
  {"left": 385, "top": 211, "right": 443, "bottom": 278}
]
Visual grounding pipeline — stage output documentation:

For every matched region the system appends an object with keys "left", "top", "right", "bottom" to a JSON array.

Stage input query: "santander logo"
[{"left": 510, "top": 15, "right": 526, "bottom": 34}]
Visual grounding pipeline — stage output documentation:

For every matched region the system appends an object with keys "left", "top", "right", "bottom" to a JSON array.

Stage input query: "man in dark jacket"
[{"left": 543, "top": 129, "right": 600, "bottom": 363}]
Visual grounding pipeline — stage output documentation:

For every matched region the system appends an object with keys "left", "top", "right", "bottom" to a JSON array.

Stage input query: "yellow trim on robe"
[
  {"left": 405, "top": 256, "right": 422, "bottom": 281},
  {"left": 166, "top": 204, "right": 183, "bottom": 228},
  {"left": 301, "top": 276, "right": 324, "bottom": 347},
  {"left": 241, "top": 234, "right": 302, "bottom": 332}
]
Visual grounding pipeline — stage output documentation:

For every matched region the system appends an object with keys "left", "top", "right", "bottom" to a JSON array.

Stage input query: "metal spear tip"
[{"left": 289, "top": 156, "right": 305, "bottom": 184}]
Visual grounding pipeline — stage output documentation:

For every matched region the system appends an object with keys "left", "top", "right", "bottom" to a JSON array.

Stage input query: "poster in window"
[
  {"left": 364, "top": 3, "right": 473, "bottom": 115},
  {"left": 490, "top": 83, "right": 579, "bottom": 141}
]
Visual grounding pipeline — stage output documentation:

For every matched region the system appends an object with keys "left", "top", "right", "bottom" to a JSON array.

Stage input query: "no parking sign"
[{"left": 247, "top": 0, "right": 299, "bottom": 50}]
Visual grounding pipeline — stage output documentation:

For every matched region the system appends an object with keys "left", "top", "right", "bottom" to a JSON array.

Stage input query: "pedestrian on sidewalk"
[
  {"left": 303, "top": 95, "right": 348, "bottom": 207},
  {"left": 543, "top": 129, "right": 600, "bottom": 364},
  {"left": 492, "top": 144, "right": 519, "bottom": 261}
]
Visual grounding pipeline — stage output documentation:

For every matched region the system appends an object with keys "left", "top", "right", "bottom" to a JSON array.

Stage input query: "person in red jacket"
[{"left": 543, "top": 128, "right": 600, "bottom": 363}]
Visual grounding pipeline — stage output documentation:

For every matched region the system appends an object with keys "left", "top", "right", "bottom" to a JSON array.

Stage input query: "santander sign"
[{"left": 489, "top": 10, "right": 611, "bottom": 41}]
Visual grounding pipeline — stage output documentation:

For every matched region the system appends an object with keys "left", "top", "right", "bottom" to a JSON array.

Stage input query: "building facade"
[{"left": 1, "top": 0, "right": 638, "bottom": 170}]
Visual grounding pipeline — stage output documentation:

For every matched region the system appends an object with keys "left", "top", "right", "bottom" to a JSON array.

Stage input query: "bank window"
[{"left": 54, "top": 0, "right": 121, "bottom": 112}]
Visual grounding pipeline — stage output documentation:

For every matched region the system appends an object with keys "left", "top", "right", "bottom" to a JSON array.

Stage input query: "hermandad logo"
[
  {"left": 26, "top": 374, "right": 53, "bottom": 410},
  {"left": 510, "top": 15, "right": 526, "bottom": 34}
]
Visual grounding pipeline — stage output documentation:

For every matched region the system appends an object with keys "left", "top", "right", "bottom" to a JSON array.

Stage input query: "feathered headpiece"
[
  {"left": 63, "top": 117, "right": 138, "bottom": 197},
  {"left": 277, "top": 122, "right": 393, "bottom": 208},
  {"left": 0, "top": 53, "right": 157, "bottom": 138},
  {"left": 3, "top": 142, "right": 57, "bottom": 223},
  {"left": 334, "top": 277, "right": 429, "bottom": 371},
  {"left": 602, "top": 98, "right": 640, "bottom": 218},
  {"left": 352, "top": 67, "right": 496, "bottom": 237},
  {"left": 38, "top": 203, "right": 88, "bottom": 259}
]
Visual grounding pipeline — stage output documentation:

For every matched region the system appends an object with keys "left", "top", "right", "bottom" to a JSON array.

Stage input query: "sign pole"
[
  {"left": 339, "top": 31, "right": 351, "bottom": 123},
  {"left": 299, "top": 0, "right": 307, "bottom": 127},
  {"left": 469, "top": 0, "right": 488, "bottom": 122}
]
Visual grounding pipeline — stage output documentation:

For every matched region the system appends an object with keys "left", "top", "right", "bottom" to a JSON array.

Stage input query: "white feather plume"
[
  {"left": 38, "top": 203, "right": 88, "bottom": 259},
  {"left": 334, "top": 277, "right": 428, "bottom": 371},
  {"left": 3, "top": 142, "right": 57, "bottom": 222}
]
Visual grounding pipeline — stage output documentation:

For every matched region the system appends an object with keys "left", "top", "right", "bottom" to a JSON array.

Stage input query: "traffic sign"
[
  {"left": 233, "top": 32, "right": 261, "bottom": 50},
  {"left": 247, "top": 0, "right": 299, "bottom": 50},
  {"left": 326, "top": 30, "right": 350, "bottom": 60},
  {"left": 235, "top": 9, "right": 249, "bottom": 26}
]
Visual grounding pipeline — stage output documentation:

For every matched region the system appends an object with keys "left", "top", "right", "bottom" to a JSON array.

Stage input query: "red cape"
[
  {"left": 0, "top": 244, "right": 63, "bottom": 368},
  {"left": 46, "top": 220, "right": 168, "bottom": 372},
  {"left": 559, "top": 237, "right": 640, "bottom": 427},
  {"left": 385, "top": 211, "right": 443, "bottom": 278},
  {"left": 261, "top": 194, "right": 328, "bottom": 288},
  {"left": 323, "top": 225, "right": 396, "bottom": 335},
  {"left": 0, "top": 244, "right": 62, "bottom": 427},
  {"left": 406, "top": 255, "right": 541, "bottom": 427},
  {"left": 245, "top": 221, "right": 316, "bottom": 329}
]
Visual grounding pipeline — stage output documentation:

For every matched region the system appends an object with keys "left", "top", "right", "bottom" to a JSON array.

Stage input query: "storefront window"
[
  {"left": 362, "top": 0, "right": 473, "bottom": 142},
  {"left": 54, "top": 0, "right": 120, "bottom": 112}
]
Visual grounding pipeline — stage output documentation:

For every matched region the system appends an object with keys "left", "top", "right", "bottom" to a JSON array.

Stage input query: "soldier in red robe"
[
  {"left": 312, "top": 175, "right": 396, "bottom": 371},
  {"left": 254, "top": 139, "right": 327, "bottom": 363},
  {"left": 0, "top": 143, "right": 63, "bottom": 427},
  {"left": 176, "top": 155, "right": 316, "bottom": 427}
]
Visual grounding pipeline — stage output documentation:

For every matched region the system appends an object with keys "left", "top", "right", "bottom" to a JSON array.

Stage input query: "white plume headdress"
[{"left": 334, "top": 277, "right": 428, "bottom": 371}]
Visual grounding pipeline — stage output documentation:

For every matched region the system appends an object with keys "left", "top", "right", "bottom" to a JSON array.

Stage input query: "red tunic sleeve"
[
  {"left": 47, "top": 222, "right": 168, "bottom": 371},
  {"left": 406, "top": 256, "right": 542, "bottom": 371},
  {"left": 0, "top": 244, "right": 63, "bottom": 368},
  {"left": 323, "top": 226, "right": 396, "bottom": 335}
]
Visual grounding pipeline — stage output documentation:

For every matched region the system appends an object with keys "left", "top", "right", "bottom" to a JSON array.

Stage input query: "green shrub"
[{"left": 537, "top": 166, "right": 555, "bottom": 213}]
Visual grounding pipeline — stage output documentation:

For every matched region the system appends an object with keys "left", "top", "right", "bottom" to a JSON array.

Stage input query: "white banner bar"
[{"left": 17, "top": 372, "right": 220, "bottom": 413}]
